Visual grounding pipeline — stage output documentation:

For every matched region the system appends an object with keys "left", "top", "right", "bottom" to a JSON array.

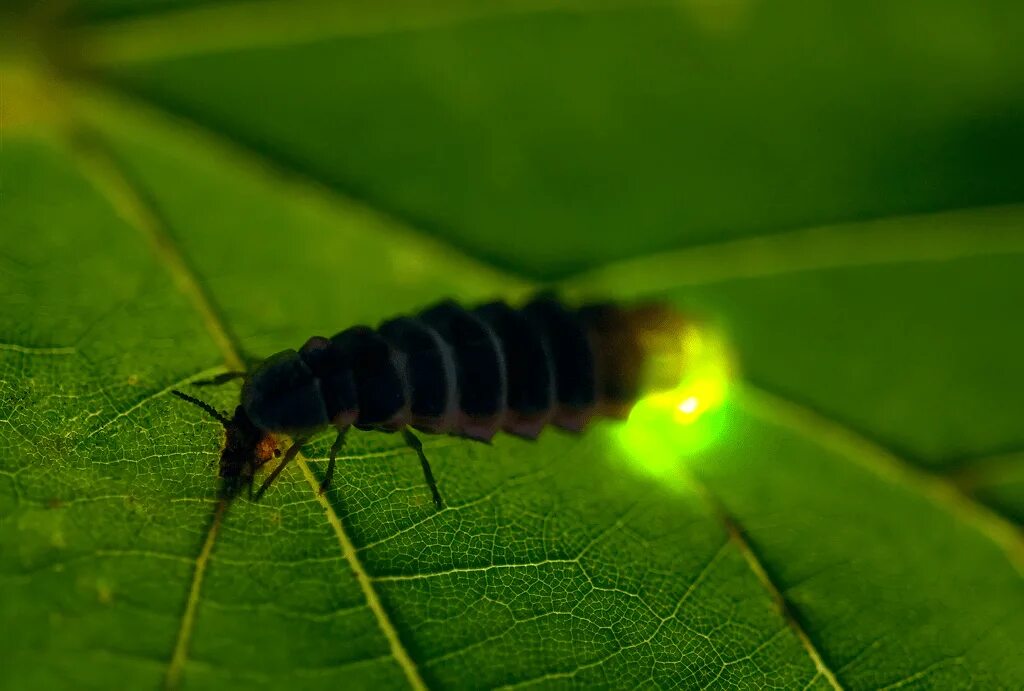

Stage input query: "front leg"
[{"left": 254, "top": 436, "right": 309, "bottom": 500}]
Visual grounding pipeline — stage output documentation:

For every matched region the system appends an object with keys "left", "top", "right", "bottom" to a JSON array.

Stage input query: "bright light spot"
[
  {"left": 678, "top": 396, "right": 699, "bottom": 415},
  {"left": 614, "top": 320, "right": 737, "bottom": 486}
]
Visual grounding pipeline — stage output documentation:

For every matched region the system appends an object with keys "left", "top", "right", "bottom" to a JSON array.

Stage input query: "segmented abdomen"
[{"left": 304, "top": 297, "right": 681, "bottom": 441}]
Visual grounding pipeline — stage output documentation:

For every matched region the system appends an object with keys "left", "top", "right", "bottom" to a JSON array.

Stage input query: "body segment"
[{"left": 179, "top": 296, "right": 689, "bottom": 505}]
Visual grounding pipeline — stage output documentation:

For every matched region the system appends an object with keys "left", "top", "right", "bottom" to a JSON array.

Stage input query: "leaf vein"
[
  {"left": 166, "top": 498, "right": 227, "bottom": 690},
  {"left": 372, "top": 558, "right": 582, "bottom": 582},
  {"left": 564, "top": 205, "right": 1024, "bottom": 297},
  {"left": 0, "top": 342, "right": 77, "bottom": 355},
  {"left": 71, "top": 81, "right": 530, "bottom": 290},
  {"left": 739, "top": 384, "right": 1024, "bottom": 577},
  {"left": 491, "top": 541, "right": 733, "bottom": 691},
  {"left": 689, "top": 480, "right": 843, "bottom": 690},
  {"left": 77, "top": 366, "right": 225, "bottom": 443},
  {"left": 63, "top": 122, "right": 428, "bottom": 689},
  {"left": 296, "top": 459, "right": 429, "bottom": 690}
]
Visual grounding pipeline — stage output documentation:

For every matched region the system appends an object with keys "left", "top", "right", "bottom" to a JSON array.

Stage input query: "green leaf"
[
  {"left": 3, "top": 3, "right": 1024, "bottom": 690},
  {"left": 73, "top": 0, "right": 1024, "bottom": 277}
]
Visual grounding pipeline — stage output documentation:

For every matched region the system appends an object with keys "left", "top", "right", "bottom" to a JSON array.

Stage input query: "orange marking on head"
[{"left": 255, "top": 434, "right": 279, "bottom": 467}]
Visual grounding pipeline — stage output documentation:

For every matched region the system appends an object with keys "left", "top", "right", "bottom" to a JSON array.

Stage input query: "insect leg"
[
  {"left": 402, "top": 428, "right": 445, "bottom": 510},
  {"left": 194, "top": 371, "right": 246, "bottom": 387},
  {"left": 319, "top": 428, "right": 348, "bottom": 495},
  {"left": 254, "top": 436, "right": 309, "bottom": 500}
]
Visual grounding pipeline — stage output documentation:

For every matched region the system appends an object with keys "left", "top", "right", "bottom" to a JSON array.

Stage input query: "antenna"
[{"left": 171, "top": 389, "right": 231, "bottom": 427}]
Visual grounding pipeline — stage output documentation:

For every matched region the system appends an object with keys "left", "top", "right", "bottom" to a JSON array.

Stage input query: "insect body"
[{"left": 174, "top": 297, "right": 688, "bottom": 507}]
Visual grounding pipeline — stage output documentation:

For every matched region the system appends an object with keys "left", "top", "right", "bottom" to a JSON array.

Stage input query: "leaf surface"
[{"left": 2, "top": 4, "right": 1024, "bottom": 690}]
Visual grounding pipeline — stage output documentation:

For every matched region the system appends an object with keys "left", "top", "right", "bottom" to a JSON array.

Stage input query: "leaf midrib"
[
  {"left": 166, "top": 498, "right": 226, "bottom": 689},
  {"left": 691, "top": 481, "right": 843, "bottom": 690},
  {"left": 295, "top": 459, "right": 429, "bottom": 690},
  {"left": 63, "top": 124, "right": 428, "bottom": 691}
]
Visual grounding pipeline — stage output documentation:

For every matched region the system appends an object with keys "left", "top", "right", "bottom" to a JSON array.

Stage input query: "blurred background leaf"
[
  {"left": 68, "top": 0, "right": 1024, "bottom": 277},
  {"left": 1, "top": 1, "right": 1023, "bottom": 689}
]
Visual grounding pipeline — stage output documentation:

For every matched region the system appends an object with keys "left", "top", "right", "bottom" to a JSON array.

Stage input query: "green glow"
[{"left": 614, "top": 321, "right": 737, "bottom": 485}]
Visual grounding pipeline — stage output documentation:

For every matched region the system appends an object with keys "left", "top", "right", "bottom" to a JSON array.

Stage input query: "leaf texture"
[{"left": 2, "top": 3, "right": 1024, "bottom": 689}]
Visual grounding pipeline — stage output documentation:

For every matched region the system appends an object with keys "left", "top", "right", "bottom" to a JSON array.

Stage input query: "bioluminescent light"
[
  {"left": 614, "top": 319, "right": 737, "bottom": 484},
  {"left": 678, "top": 396, "right": 699, "bottom": 416}
]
